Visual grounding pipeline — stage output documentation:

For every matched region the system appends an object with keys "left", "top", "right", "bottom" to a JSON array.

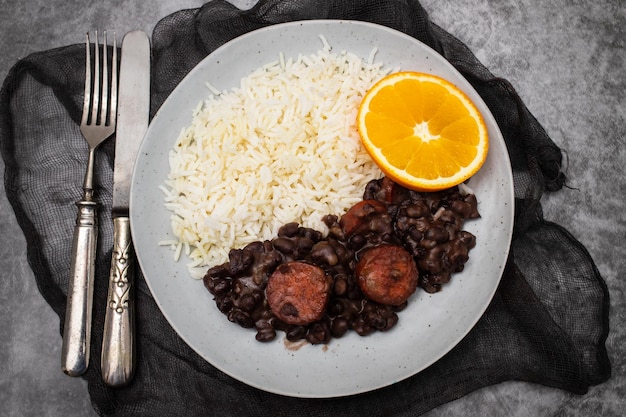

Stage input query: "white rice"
[{"left": 160, "top": 38, "right": 392, "bottom": 278}]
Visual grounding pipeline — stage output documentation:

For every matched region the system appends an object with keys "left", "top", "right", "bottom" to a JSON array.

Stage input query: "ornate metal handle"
[
  {"left": 101, "top": 216, "right": 135, "bottom": 386},
  {"left": 62, "top": 200, "right": 97, "bottom": 376}
]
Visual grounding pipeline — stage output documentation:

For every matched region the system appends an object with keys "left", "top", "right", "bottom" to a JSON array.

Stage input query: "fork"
[{"left": 62, "top": 31, "right": 117, "bottom": 377}]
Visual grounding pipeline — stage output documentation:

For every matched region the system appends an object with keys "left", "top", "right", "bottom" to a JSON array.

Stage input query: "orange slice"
[{"left": 357, "top": 71, "right": 488, "bottom": 191}]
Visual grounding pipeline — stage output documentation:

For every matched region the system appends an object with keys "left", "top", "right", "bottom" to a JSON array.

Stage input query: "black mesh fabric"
[{"left": 0, "top": 1, "right": 611, "bottom": 416}]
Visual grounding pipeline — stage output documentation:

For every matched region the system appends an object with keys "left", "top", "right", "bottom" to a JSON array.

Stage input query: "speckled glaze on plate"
[{"left": 130, "top": 20, "right": 514, "bottom": 398}]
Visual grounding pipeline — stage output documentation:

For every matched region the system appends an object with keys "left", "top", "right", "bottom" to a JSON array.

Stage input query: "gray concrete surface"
[{"left": 1, "top": 0, "right": 623, "bottom": 416}]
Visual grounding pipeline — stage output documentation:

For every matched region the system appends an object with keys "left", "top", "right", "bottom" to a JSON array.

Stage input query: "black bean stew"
[{"left": 203, "top": 177, "right": 479, "bottom": 345}]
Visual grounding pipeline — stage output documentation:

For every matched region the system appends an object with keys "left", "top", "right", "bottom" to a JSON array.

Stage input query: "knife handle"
[
  {"left": 101, "top": 216, "right": 135, "bottom": 387},
  {"left": 62, "top": 200, "right": 98, "bottom": 377}
]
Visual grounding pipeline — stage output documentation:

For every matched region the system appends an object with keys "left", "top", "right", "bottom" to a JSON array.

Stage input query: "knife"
[{"left": 101, "top": 30, "right": 150, "bottom": 387}]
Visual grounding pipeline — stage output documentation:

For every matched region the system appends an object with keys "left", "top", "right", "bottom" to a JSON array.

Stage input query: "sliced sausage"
[
  {"left": 266, "top": 262, "right": 331, "bottom": 325},
  {"left": 355, "top": 245, "right": 419, "bottom": 306},
  {"left": 339, "top": 199, "right": 388, "bottom": 237}
]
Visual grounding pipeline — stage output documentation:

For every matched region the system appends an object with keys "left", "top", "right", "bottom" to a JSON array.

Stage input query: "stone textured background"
[{"left": 1, "top": 0, "right": 623, "bottom": 415}]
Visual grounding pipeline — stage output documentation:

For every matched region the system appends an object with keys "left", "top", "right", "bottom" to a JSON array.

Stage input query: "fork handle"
[
  {"left": 101, "top": 216, "right": 135, "bottom": 387},
  {"left": 62, "top": 200, "right": 98, "bottom": 376}
]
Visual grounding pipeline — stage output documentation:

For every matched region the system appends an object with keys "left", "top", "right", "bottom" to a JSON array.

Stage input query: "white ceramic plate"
[{"left": 130, "top": 20, "right": 514, "bottom": 398}]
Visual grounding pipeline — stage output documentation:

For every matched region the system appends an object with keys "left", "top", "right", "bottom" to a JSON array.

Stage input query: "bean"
[
  {"left": 437, "top": 209, "right": 461, "bottom": 228},
  {"left": 411, "top": 218, "right": 431, "bottom": 233},
  {"left": 463, "top": 193, "right": 480, "bottom": 218},
  {"left": 297, "top": 237, "right": 315, "bottom": 253},
  {"left": 450, "top": 200, "right": 474, "bottom": 218},
  {"left": 404, "top": 226, "right": 421, "bottom": 240},
  {"left": 243, "top": 240, "right": 264, "bottom": 253},
  {"left": 299, "top": 227, "right": 323, "bottom": 242},
  {"left": 311, "top": 241, "right": 339, "bottom": 266},
  {"left": 204, "top": 263, "right": 230, "bottom": 279},
  {"left": 364, "top": 309, "right": 388, "bottom": 330},
  {"left": 419, "top": 246, "right": 445, "bottom": 274},
  {"left": 331, "top": 317, "right": 349, "bottom": 338},
  {"left": 286, "top": 325, "right": 307, "bottom": 341},
  {"left": 425, "top": 226, "right": 449, "bottom": 243},
  {"left": 228, "top": 248, "right": 254, "bottom": 275},
  {"left": 215, "top": 295, "right": 233, "bottom": 314},
  {"left": 327, "top": 299, "right": 344, "bottom": 316},
  {"left": 333, "top": 276, "right": 348, "bottom": 296},
  {"left": 420, "top": 275, "right": 442, "bottom": 293},
  {"left": 383, "top": 313, "right": 399, "bottom": 331},
  {"left": 272, "top": 236, "right": 296, "bottom": 254},
  {"left": 323, "top": 215, "right": 345, "bottom": 240},
  {"left": 352, "top": 317, "right": 373, "bottom": 337},
  {"left": 347, "top": 233, "right": 367, "bottom": 250},
  {"left": 306, "top": 321, "right": 331, "bottom": 345},
  {"left": 447, "top": 242, "right": 470, "bottom": 268},
  {"left": 255, "top": 319, "right": 277, "bottom": 342},
  {"left": 237, "top": 293, "right": 260, "bottom": 312},
  {"left": 341, "top": 299, "right": 361, "bottom": 318},
  {"left": 430, "top": 271, "right": 451, "bottom": 285},
  {"left": 204, "top": 276, "right": 229, "bottom": 295},
  {"left": 419, "top": 239, "right": 437, "bottom": 249},
  {"left": 278, "top": 222, "right": 299, "bottom": 237},
  {"left": 227, "top": 310, "right": 254, "bottom": 328},
  {"left": 406, "top": 202, "right": 429, "bottom": 218},
  {"left": 458, "top": 231, "right": 477, "bottom": 248}
]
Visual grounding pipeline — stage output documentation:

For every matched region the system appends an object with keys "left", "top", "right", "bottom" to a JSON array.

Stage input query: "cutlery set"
[{"left": 61, "top": 30, "right": 150, "bottom": 387}]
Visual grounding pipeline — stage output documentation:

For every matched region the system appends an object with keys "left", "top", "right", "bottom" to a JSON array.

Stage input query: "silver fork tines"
[
  {"left": 62, "top": 30, "right": 118, "bottom": 377},
  {"left": 80, "top": 31, "right": 118, "bottom": 199}
]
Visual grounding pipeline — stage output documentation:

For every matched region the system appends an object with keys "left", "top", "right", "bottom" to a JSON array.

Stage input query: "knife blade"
[{"left": 101, "top": 30, "right": 150, "bottom": 387}]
